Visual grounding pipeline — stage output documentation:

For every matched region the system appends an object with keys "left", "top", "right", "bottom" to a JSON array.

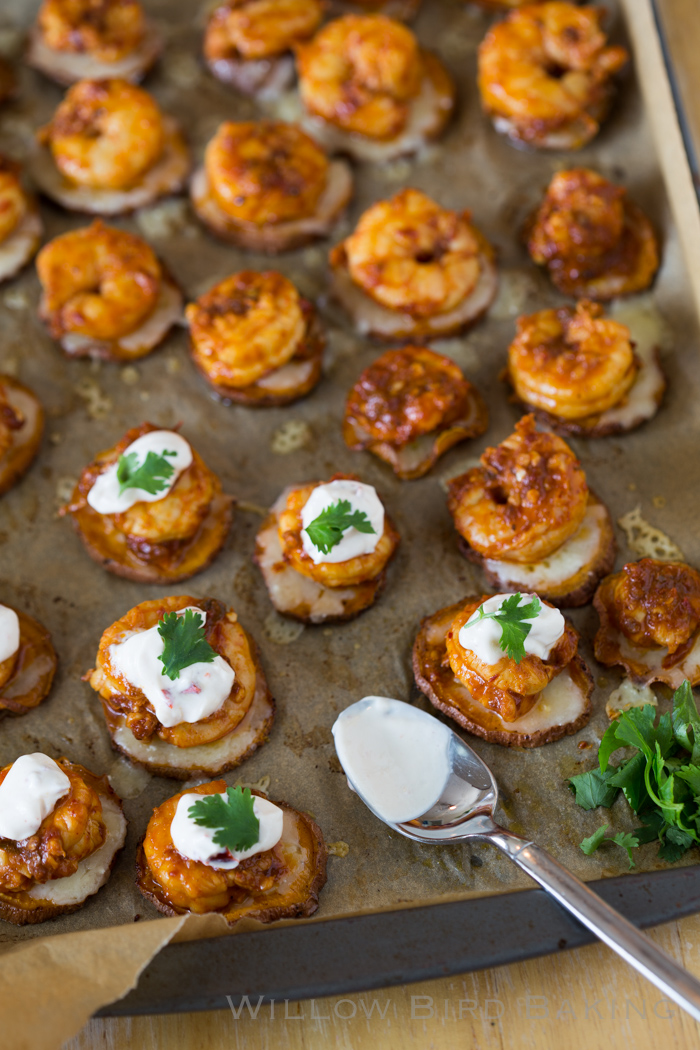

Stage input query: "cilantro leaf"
[
  {"left": 304, "top": 498, "right": 376, "bottom": 555},
  {"left": 608, "top": 752, "right": 648, "bottom": 813},
  {"left": 462, "top": 593, "right": 542, "bottom": 664},
  {"left": 569, "top": 768, "right": 619, "bottom": 810},
  {"left": 579, "top": 825, "right": 639, "bottom": 868},
  {"left": 658, "top": 826, "right": 694, "bottom": 863},
  {"left": 672, "top": 680, "right": 700, "bottom": 764},
  {"left": 188, "top": 786, "right": 259, "bottom": 853},
  {"left": 158, "top": 609, "right": 217, "bottom": 681},
  {"left": 676, "top": 764, "right": 700, "bottom": 796},
  {"left": 580, "top": 825, "right": 608, "bottom": 855},
  {"left": 116, "top": 448, "right": 177, "bottom": 497},
  {"left": 610, "top": 832, "right": 639, "bottom": 869}
]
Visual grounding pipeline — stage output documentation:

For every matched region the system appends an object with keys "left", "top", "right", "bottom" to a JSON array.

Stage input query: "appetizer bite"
[
  {"left": 506, "top": 301, "right": 665, "bottom": 438},
  {"left": 191, "top": 120, "right": 352, "bottom": 253},
  {"left": 594, "top": 558, "right": 700, "bottom": 688},
  {"left": 27, "top": 0, "right": 162, "bottom": 85},
  {"left": 330, "top": 188, "right": 498, "bottom": 340},
  {"left": 343, "top": 346, "right": 488, "bottom": 479},
  {"left": 413, "top": 592, "right": 593, "bottom": 747},
  {"left": 187, "top": 270, "right": 324, "bottom": 406},
  {"left": 32, "top": 78, "right": 190, "bottom": 214},
  {"left": 0, "top": 753, "right": 126, "bottom": 925},
  {"left": 255, "top": 474, "right": 400, "bottom": 623},
  {"left": 0, "top": 158, "right": 43, "bottom": 284},
  {"left": 296, "top": 14, "right": 454, "bottom": 161},
  {"left": 62, "top": 423, "right": 233, "bottom": 583},
  {"left": 446, "top": 414, "right": 615, "bottom": 606},
  {"left": 0, "top": 603, "right": 57, "bottom": 718},
  {"left": 0, "top": 375, "right": 44, "bottom": 496},
  {"left": 526, "top": 169, "right": 659, "bottom": 299},
  {"left": 36, "top": 221, "right": 182, "bottom": 362},
  {"left": 477, "top": 3, "right": 629, "bottom": 151},
  {"left": 137, "top": 782, "right": 326, "bottom": 921},
  {"left": 204, "top": 0, "right": 323, "bottom": 99},
  {"left": 88, "top": 597, "right": 274, "bottom": 778}
]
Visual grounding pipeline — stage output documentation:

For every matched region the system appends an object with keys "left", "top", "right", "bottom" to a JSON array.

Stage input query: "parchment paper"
[{"left": 0, "top": 0, "right": 699, "bottom": 1044}]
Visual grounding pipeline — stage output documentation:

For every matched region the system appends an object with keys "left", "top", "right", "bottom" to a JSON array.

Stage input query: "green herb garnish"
[
  {"left": 116, "top": 448, "right": 177, "bottom": 497},
  {"left": 157, "top": 609, "right": 217, "bottom": 681},
  {"left": 570, "top": 681, "right": 700, "bottom": 866},
  {"left": 305, "top": 498, "right": 376, "bottom": 555},
  {"left": 463, "top": 593, "right": 542, "bottom": 664},
  {"left": 188, "top": 786, "right": 259, "bottom": 853}
]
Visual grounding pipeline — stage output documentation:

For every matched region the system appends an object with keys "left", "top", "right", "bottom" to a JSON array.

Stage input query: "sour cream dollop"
[
  {"left": 301, "top": 479, "right": 384, "bottom": 564},
  {"left": 459, "top": 594, "right": 565, "bottom": 666},
  {"left": 171, "top": 792, "right": 284, "bottom": 869},
  {"left": 108, "top": 607, "right": 235, "bottom": 728},
  {"left": 0, "top": 604, "right": 20, "bottom": 664},
  {"left": 0, "top": 753, "right": 71, "bottom": 841},
  {"left": 332, "top": 696, "right": 452, "bottom": 824},
  {"left": 87, "top": 430, "right": 193, "bottom": 515}
]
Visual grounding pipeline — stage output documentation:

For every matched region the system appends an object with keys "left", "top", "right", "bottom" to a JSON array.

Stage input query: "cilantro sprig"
[
  {"left": 188, "top": 786, "right": 259, "bottom": 853},
  {"left": 570, "top": 681, "right": 700, "bottom": 866},
  {"left": 463, "top": 593, "right": 542, "bottom": 664},
  {"left": 305, "top": 498, "right": 376, "bottom": 555},
  {"left": 158, "top": 608, "right": 217, "bottom": 681},
  {"left": 116, "top": 448, "right": 177, "bottom": 497}
]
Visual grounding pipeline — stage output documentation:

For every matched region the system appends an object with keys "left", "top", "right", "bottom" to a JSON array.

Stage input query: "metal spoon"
[{"left": 346, "top": 720, "right": 700, "bottom": 1021}]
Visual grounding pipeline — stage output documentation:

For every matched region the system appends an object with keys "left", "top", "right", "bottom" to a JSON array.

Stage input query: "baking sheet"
[{"left": 0, "top": 0, "right": 699, "bottom": 961}]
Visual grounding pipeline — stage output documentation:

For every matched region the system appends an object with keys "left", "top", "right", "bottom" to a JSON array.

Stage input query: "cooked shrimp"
[
  {"left": 37, "top": 0, "right": 146, "bottom": 61},
  {"left": 37, "top": 221, "right": 161, "bottom": 341},
  {"left": 0, "top": 760, "right": 105, "bottom": 893},
  {"left": 204, "top": 121, "right": 329, "bottom": 226},
  {"left": 478, "top": 3, "right": 628, "bottom": 148},
  {"left": 116, "top": 457, "right": 218, "bottom": 545},
  {"left": 187, "top": 271, "right": 306, "bottom": 388},
  {"left": 205, "top": 0, "right": 323, "bottom": 62},
  {"left": 527, "top": 169, "right": 659, "bottom": 298},
  {"left": 508, "top": 301, "right": 638, "bottom": 421},
  {"left": 447, "top": 414, "right": 588, "bottom": 563},
  {"left": 0, "top": 158, "right": 27, "bottom": 244},
  {"left": 341, "top": 189, "right": 482, "bottom": 317},
  {"left": 446, "top": 596, "right": 578, "bottom": 721},
  {"left": 597, "top": 559, "right": 700, "bottom": 656},
  {"left": 38, "top": 78, "right": 165, "bottom": 190},
  {"left": 296, "top": 14, "right": 424, "bottom": 140}
]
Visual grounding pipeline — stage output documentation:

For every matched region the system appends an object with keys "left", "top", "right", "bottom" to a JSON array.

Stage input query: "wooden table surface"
[{"left": 64, "top": 3, "right": 700, "bottom": 1047}]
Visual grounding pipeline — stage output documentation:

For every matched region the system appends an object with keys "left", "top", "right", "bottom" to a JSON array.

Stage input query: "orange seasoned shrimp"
[
  {"left": 37, "top": 0, "right": 146, "bottom": 61},
  {"left": 204, "top": 121, "right": 329, "bottom": 226},
  {"left": 296, "top": 14, "right": 423, "bottom": 140},
  {"left": 508, "top": 301, "right": 637, "bottom": 421},
  {"left": 597, "top": 559, "right": 700, "bottom": 656},
  {"left": 38, "top": 78, "right": 165, "bottom": 189},
  {"left": 0, "top": 158, "right": 27, "bottom": 244},
  {"left": 478, "top": 3, "right": 628, "bottom": 148},
  {"left": 37, "top": 221, "right": 161, "bottom": 341},
  {"left": 342, "top": 189, "right": 482, "bottom": 317},
  {"left": 447, "top": 414, "right": 588, "bottom": 563},
  {"left": 205, "top": 0, "right": 323, "bottom": 62}
]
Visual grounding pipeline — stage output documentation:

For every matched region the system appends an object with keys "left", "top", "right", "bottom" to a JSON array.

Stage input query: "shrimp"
[
  {"left": 341, "top": 189, "right": 482, "bottom": 318},
  {"left": 445, "top": 596, "right": 578, "bottom": 721},
  {"left": 116, "top": 455, "right": 219, "bottom": 545},
  {"left": 478, "top": 3, "right": 628, "bottom": 148},
  {"left": 597, "top": 559, "right": 700, "bottom": 656},
  {"left": 0, "top": 761, "right": 105, "bottom": 893},
  {"left": 527, "top": 168, "right": 659, "bottom": 298},
  {"left": 186, "top": 271, "right": 306, "bottom": 388},
  {"left": 37, "top": 0, "right": 146, "bottom": 61},
  {"left": 296, "top": 14, "right": 423, "bottom": 140},
  {"left": 0, "top": 158, "right": 27, "bottom": 244},
  {"left": 204, "top": 120, "right": 329, "bottom": 226},
  {"left": 205, "top": 0, "right": 323, "bottom": 62},
  {"left": 38, "top": 78, "right": 165, "bottom": 190},
  {"left": 37, "top": 220, "right": 161, "bottom": 341},
  {"left": 447, "top": 414, "right": 589, "bottom": 563},
  {"left": 508, "top": 301, "right": 638, "bottom": 421}
]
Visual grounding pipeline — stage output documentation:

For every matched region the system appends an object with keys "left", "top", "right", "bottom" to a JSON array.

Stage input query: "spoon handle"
[{"left": 490, "top": 829, "right": 700, "bottom": 1021}]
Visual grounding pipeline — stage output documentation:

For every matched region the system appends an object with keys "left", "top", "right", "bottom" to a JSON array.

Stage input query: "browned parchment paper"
[{"left": 0, "top": 0, "right": 700, "bottom": 1044}]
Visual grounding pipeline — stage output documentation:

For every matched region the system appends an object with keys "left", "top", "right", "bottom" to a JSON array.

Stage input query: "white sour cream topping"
[
  {"left": 87, "top": 430, "right": 193, "bottom": 515},
  {"left": 0, "top": 753, "right": 71, "bottom": 841},
  {"left": 459, "top": 593, "right": 565, "bottom": 666},
  {"left": 332, "top": 696, "right": 452, "bottom": 824},
  {"left": 108, "top": 607, "right": 235, "bottom": 729},
  {"left": 301, "top": 479, "right": 384, "bottom": 564},
  {"left": 0, "top": 604, "right": 20, "bottom": 663},
  {"left": 171, "top": 792, "right": 284, "bottom": 870}
]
